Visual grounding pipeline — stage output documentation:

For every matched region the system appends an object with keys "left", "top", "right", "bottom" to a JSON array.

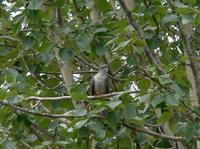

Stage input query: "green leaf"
[
  {"left": 182, "top": 16, "right": 191, "bottom": 25},
  {"left": 107, "top": 100, "right": 122, "bottom": 109},
  {"left": 130, "top": 117, "right": 144, "bottom": 126},
  {"left": 34, "top": 145, "right": 44, "bottom": 149},
  {"left": 88, "top": 120, "right": 105, "bottom": 139},
  {"left": 7, "top": 95, "right": 24, "bottom": 104},
  {"left": 6, "top": 68, "right": 19, "bottom": 78},
  {"left": 157, "top": 112, "right": 172, "bottom": 124},
  {"left": 59, "top": 48, "right": 75, "bottom": 62},
  {"left": 78, "top": 127, "right": 89, "bottom": 138},
  {"left": 48, "top": 121, "right": 59, "bottom": 129},
  {"left": 94, "top": 27, "right": 108, "bottom": 33},
  {"left": 94, "top": 0, "right": 111, "bottom": 11},
  {"left": 0, "top": 46, "right": 12, "bottom": 56},
  {"left": 146, "top": 37, "right": 159, "bottom": 50},
  {"left": 55, "top": 141, "right": 69, "bottom": 145},
  {"left": 40, "top": 50, "right": 54, "bottom": 67},
  {"left": 119, "top": 39, "right": 132, "bottom": 48},
  {"left": 107, "top": 111, "right": 118, "bottom": 129},
  {"left": 173, "top": 2, "right": 187, "bottom": 8},
  {"left": 168, "top": 83, "right": 183, "bottom": 94},
  {"left": 89, "top": 106, "right": 106, "bottom": 115},
  {"left": 2, "top": 141, "right": 16, "bottom": 149},
  {"left": 137, "top": 79, "right": 151, "bottom": 91},
  {"left": 146, "top": 6, "right": 156, "bottom": 16},
  {"left": 5, "top": 74, "right": 15, "bottom": 84},
  {"left": 184, "top": 123, "right": 197, "bottom": 141},
  {"left": 42, "top": 141, "right": 52, "bottom": 146},
  {"left": 28, "top": 0, "right": 44, "bottom": 10},
  {"left": 164, "top": 93, "right": 179, "bottom": 106},
  {"left": 133, "top": 39, "right": 146, "bottom": 47},
  {"left": 53, "top": 0, "right": 65, "bottom": 7},
  {"left": 70, "top": 84, "right": 88, "bottom": 100},
  {"left": 173, "top": 68, "right": 189, "bottom": 87},
  {"left": 162, "top": 14, "right": 178, "bottom": 24},
  {"left": 71, "top": 92, "right": 87, "bottom": 101},
  {"left": 192, "top": 106, "right": 200, "bottom": 116},
  {"left": 157, "top": 75, "right": 172, "bottom": 85},
  {"left": 17, "top": 114, "right": 32, "bottom": 126},
  {"left": 151, "top": 94, "right": 164, "bottom": 107},
  {"left": 0, "top": 89, "right": 6, "bottom": 99},
  {"left": 182, "top": 0, "right": 196, "bottom": 4},
  {"left": 92, "top": 42, "right": 109, "bottom": 56},
  {"left": 123, "top": 104, "right": 137, "bottom": 120},
  {"left": 75, "top": 119, "right": 88, "bottom": 129},
  {"left": 39, "top": 48, "right": 54, "bottom": 66},
  {"left": 22, "top": 36, "right": 35, "bottom": 50},
  {"left": 63, "top": 109, "right": 87, "bottom": 117},
  {"left": 76, "top": 36, "right": 91, "bottom": 52}
]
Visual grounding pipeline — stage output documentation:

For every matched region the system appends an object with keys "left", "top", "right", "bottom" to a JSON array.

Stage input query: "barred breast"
[{"left": 93, "top": 73, "right": 107, "bottom": 95}]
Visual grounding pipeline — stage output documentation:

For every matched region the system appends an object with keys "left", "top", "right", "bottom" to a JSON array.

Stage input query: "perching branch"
[
  {"left": 0, "top": 90, "right": 138, "bottom": 119},
  {"left": 28, "top": 90, "right": 139, "bottom": 101}
]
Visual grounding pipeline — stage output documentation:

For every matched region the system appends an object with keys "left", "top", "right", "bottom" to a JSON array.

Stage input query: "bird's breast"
[{"left": 93, "top": 74, "right": 107, "bottom": 95}]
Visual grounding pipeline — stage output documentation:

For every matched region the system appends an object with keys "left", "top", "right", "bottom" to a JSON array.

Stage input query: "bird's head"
[{"left": 98, "top": 64, "right": 109, "bottom": 74}]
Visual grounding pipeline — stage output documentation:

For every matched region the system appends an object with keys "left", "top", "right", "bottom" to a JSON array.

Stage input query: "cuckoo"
[{"left": 91, "top": 65, "right": 109, "bottom": 95}]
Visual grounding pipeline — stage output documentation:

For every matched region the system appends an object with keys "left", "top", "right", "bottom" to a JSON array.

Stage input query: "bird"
[{"left": 91, "top": 65, "right": 110, "bottom": 96}]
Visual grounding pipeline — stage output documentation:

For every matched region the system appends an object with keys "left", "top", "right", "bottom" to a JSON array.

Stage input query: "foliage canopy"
[{"left": 0, "top": 0, "right": 200, "bottom": 148}]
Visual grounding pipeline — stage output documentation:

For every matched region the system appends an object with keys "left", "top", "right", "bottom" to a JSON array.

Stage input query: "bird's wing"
[
  {"left": 105, "top": 77, "right": 109, "bottom": 94},
  {"left": 91, "top": 77, "right": 96, "bottom": 96}
]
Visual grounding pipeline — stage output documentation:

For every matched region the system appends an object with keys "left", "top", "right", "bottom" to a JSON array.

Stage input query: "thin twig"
[
  {"left": 75, "top": 56, "right": 126, "bottom": 82},
  {"left": 14, "top": 66, "right": 97, "bottom": 75},
  {"left": 122, "top": 123, "right": 200, "bottom": 141},
  {"left": 75, "top": 56, "right": 97, "bottom": 70},
  {"left": 20, "top": 140, "right": 33, "bottom": 149},
  {"left": 31, "top": 100, "right": 41, "bottom": 109},
  {"left": 0, "top": 35, "right": 19, "bottom": 42},
  {"left": 0, "top": 101, "right": 73, "bottom": 119},
  {"left": 166, "top": 0, "right": 200, "bottom": 104},
  {"left": 73, "top": 0, "right": 85, "bottom": 23},
  {"left": 118, "top": 0, "right": 165, "bottom": 74},
  {"left": 141, "top": 68, "right": 173, "bottom": 92},
  {"left": 112, "top": 64, "right": 127, "bottom": 76}
]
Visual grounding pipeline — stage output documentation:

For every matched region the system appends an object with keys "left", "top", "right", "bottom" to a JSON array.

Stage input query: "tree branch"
[
  {"left": 2, "top": 101, "right": 200, "bottom": 142},
  {"left": 109, "top": 0, "right": 121, "bottom": 20},
  {"left": 0, "top": 35, "right": 19, "bottom": 42},
  {"left": 73, "top": 0, "right": 85, "bottom": 23},
  {"left": 0, "top": 101, "right": 74, "bottom": 119},
  {"left": 28, "top": 90, "right": 139, "bottom": 101},
  {"left": 118, "top": 0, "right": 165, "bottom": 74},
  {"left": 75, "top": 56, "right": 126, "bottom": 82},
  {"left": 122, "top": 123, "right": 200, "bottom": 141},
  {"left": 166, "top": 0, "right": 200, "bottom": 105}
]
